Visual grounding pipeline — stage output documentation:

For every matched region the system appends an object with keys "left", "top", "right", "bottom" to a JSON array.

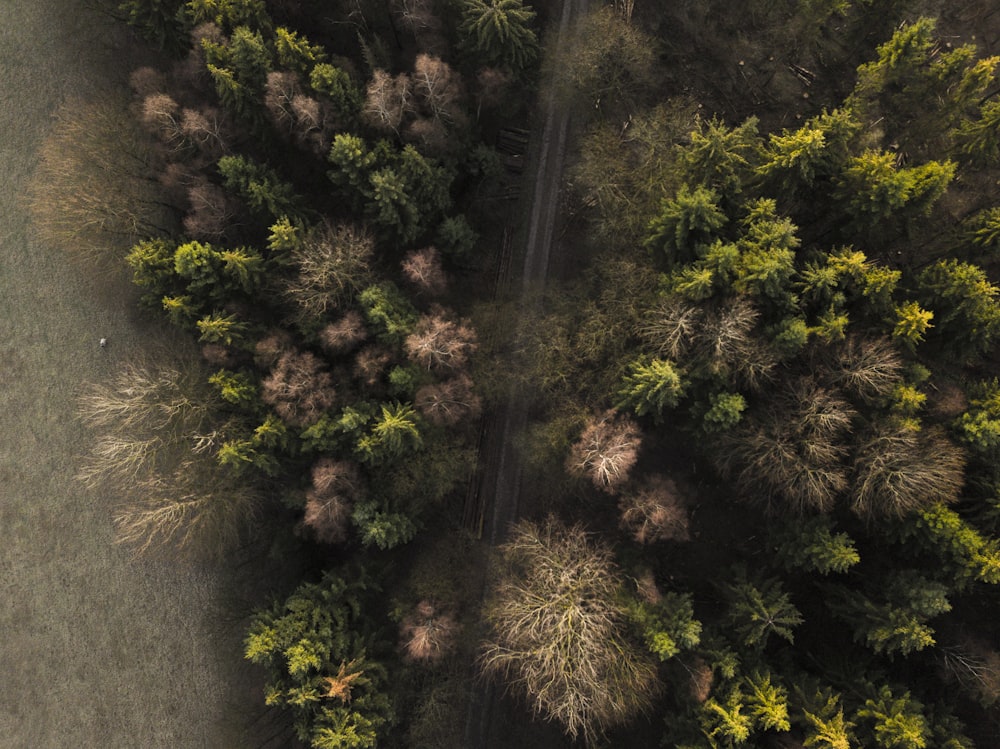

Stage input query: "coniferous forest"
[{"left": 28, "top": 0, "right": 1000, "bottom": 746}]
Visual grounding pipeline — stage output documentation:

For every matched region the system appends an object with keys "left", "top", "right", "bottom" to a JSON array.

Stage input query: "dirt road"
[{"left": 462, "top": 0, "right": 590, "bottom": 745}]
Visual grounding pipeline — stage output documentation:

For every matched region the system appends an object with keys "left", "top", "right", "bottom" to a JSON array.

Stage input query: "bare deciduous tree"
[
  {"left": 401, "top": 246, "right": 448, "bottom": 296},
  {"left": 354, "top": 345, "right": 394, "bottom": 387},
  {"left": 415, "top": 374, "right": 482, "bottom": 426},
  {"left": 261, "top": 349, "right": 338, "bottom": 426},
  {"left": 395, "top": 0, "right": 446, "bottom": 53},
  {"left": 253, "top": 328, "right": 294, "bottom": 369},
  {"left": 180, "top": 106, "right": 228, "bottom": 158},
  {"left": 283, "top": 221, "right": 375, "bottom": 326},
  {"left": 480, "top": 518, "right": 659, "bottom": 745},
  {"left": 619, "top": 474, "right": 690, "bottom": 544},
  {"left": 77, "top": 358, "right": 259, "bottom": 557},
  {"left": 265, "top": 71, "right": 325, "bottom": 149},
  {"left": 715, "top": 376, "right": 855, "bottom": 514},
  {"left": 183, "top": 177, "right": 240, "bottom": 241},
  {"left": 643, "top": 296, "right": 775, "bottom": 390},
  {"left": 819, "top": 335, "right": 903, "bottom": 401},
  {"left": 404, "top": 307, "right": 478, "bottom": 371},
  {"left": 140, "top": 93, "right": 187, "bottom": 152},
  {"left": 26, "top": 93, "right": 177, "bottom": 261},
  {"left": 399, "top": 600, "right": 457, "bottom": 661},
  {"left": 363, "top": 69, "right": 413, "bottom": 135},
  {"left": 303, "top": 458, "right": 363, "bottom": 543},
  {"left": 412, "top": 54, "right": 465, "bottom": 127},
  {"left": 319, "top": 310, "right": 369, "bottom": 355},
  {"left": 851, "top": 422, "right": 965, "bottom": 521},
  {"left": 129, "top": 66, "right": 167, "bottom": 98},
  {"left": 567, "top": 409, "right": 642, "bottom": 494},
  {"left": 475, "top": 67, "right": 512, "bottom": 113}
]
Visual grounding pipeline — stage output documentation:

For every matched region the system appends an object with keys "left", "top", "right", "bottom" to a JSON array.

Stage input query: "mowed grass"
[{"left": 0, "top": 3, "right": 258, "bottom": 746}]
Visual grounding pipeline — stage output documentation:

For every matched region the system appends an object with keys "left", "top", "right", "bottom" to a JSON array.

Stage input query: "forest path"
[{"left": 463, "top": 0, "right": 590, "bottom": 745}]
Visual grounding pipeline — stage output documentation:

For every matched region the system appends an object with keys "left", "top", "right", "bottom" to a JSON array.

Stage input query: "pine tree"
[
  {"left": 774, "top": 515, "right": 860, "bottom": 575},
  {"left": 677, "top": 116, "right": 760, "bottom": 203},
  {"left": 917, "top": 259, "right": 1000, "bottom": 358},
  {"left": 827, "top": 571, "right": 951, "bottom": 657},
  {"left": 724, "top": 570, "right": 803, "bottom": 649},
  {"left": 459, "top": 0, "right": 538, "bottom": 75},
  {"left": 744, "top": 670, "right": 790, "bottom": 732},
  {"left": 645, "top": 184, "right": 728, "bottom": 263},
  {"left": 617, "top": 356, "right": 686, "bottom": 418},
  {"left": 856, "top": 685, "right": 929, "bottom": 749},
  {"left": 892, "top": 301, "right": 934, "bottom": 351},
  {"left": 356, "top": 402, "right": 422, "bottom": 464},
  {"left": 627, "top": 590, "right": 701, "bottom": 661},
  {"left": 244, "top": 570, "right": 392, "bottom": 748},
  {"left": 701, "top": 687, "right": 753, "bottom": 746}
]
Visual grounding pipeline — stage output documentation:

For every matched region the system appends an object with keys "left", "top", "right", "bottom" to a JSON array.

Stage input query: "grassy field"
[{"left": 0, "top": 3, "right": 259, "bottom": 746}]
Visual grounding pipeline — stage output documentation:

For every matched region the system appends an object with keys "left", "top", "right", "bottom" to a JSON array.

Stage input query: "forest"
[{"left": 26, "top": 0, "right": 1000, "bottom": 746}]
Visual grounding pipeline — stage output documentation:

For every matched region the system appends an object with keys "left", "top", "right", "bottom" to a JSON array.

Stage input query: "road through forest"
[{"left": 463, "top": 0, "right": 590, "bottom": 745}]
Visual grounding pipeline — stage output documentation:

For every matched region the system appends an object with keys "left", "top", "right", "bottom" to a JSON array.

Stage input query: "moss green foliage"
[
  {"left": 244, "top": 570, "right": 392, "bottom": 748},
  {"left": 76, "top": 0, "right": 1000, "bottom": 746},
  {"left": 459, "top": 0, "right": 538, "bottom": 75}
]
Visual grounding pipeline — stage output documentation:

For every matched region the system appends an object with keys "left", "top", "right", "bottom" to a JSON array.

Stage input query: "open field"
[{"left": 0, "top": 2, "right": 257, "bottom": 745}]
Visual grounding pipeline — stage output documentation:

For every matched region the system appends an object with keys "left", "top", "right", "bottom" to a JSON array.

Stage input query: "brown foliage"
[
  {"left": 415, "top": 374, "right": 482, "bottom": 427},
  {"left": 820, "top": 335, "right": 903, "bottom": 401},
  {"left": 401, "top": 246, "right": 448, "bottom": 296},
  {"left": 404, "top": 308, "right": 478, "bottom": 372},
  {"left": 254, "top": 329, "right": 294, "bottom": 369},
  {"left": 26, "top": 94, "right": 176, "bottom": 260},
  {"left": 619, "top": 474, "right": 690, "bottom": 544},
  {"left": 640, "top": 296, "right": 775, "bottom": 390},
  {"left": 480, "top": 518, "right": 659, "bottom": 744},
  {"left": 363, "top": 69, "right": 413, "bottom": 134},
  {"left": 319, "top": 310, "right": 369, "bottom": 355},
  {"left": 303, "top": 458, "right": 363, "bottom": 544},
  {"left": 322, "top": 660, "right": 365, "bottom": 702},
  {"left": 399, "top": 600, "right": 457, "bottom": 661},
  {"left": 567, "top": 409, "right": 642, "bottom": 494},
  {"left": 283, "top": 221, "right": 375, "bottom": 325},
  {"left": 412, "top": 54, "right": 465, "bottom": 127},
  {"left": 261, "top": 349, "right": 337, "bottom": 426},
  {"left": 354, "top": 345, "right": 394, "bottom": 387},
  {"left": 851, "top": 421, "right": 965, "bottom": 521},
  {"left": 715, "top": 377, "right": 855, "bottom": 514},
  {"left": 183, "top": 178, "right": 239, "bottom": 240}
]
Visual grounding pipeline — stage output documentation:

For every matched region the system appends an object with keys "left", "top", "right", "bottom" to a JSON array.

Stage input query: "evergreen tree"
[
  {"left": 645, "top": 184, "right": 728, "bottom": 263},
  {"left": 856, "top": 685, "right": 929, "bottom": 749},
  {"left": 617, "top": 356, "right": 686, "bottom": 419},
  {"left": 827, "top": 571, "right": 951, "bottom": 657},
  {"left": 244, "top": 570, "right": 392, "bottom": 748},
  {"left": 917, "top": 259, "right": 1000, "bottom": 358},
  {"left": 744, "top": 670, "right": 790, "bottom": 733},
  {"left": 627, "top": 591, "right": 701, "bottom": 661},
  {"left": 459, "top": 0, "right": 538, "bottom": 75},
  {"left": 774, "top": 515, "right": 860, "bottom": 575},
  {"left": 724, "top": 570, "right": 803, "bottom": 649}
]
